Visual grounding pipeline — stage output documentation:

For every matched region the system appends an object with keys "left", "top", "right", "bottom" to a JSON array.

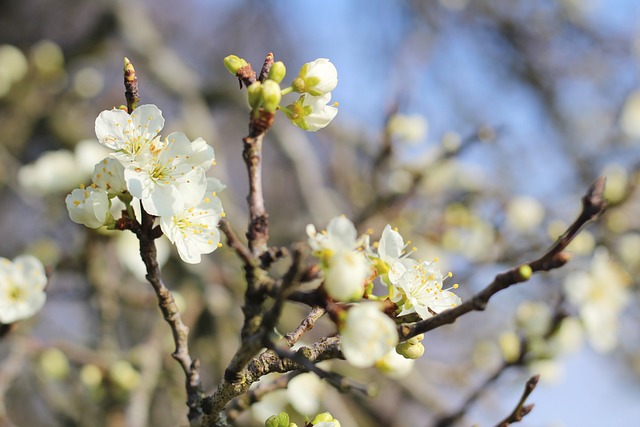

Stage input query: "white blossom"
[
  {"left": 323, "top": 251, "right": 368, "bottom": 301},
  {"left": 18, "top": 149, "right": 85, "bottom": 195},
  {"left": 65, "top": 184, "right": 111, "bottom": 229},
  {"left": 393, "top": 260, "right": 461, "bottom": 319},
  {"left": 94, "top": 104, "right": 164, "bottom": 159},
  {"left": 307, "top": 216, "right": 372, "bottom": 301},
  {"left": 92, "top": 157, "right": 127, "bottom": 195},
  {"left": 340, "top": 303, "right": 398, "bottom": 368},
  {"left": 564, "top": 247, "right": 630, "bottom": 353},
  {"left": 159, "top": 178, "right": 225, "bottom": 264},
  {"left": 375, "top": 348, "right": 415, "bottom": 378},
  {"left": 0, "top": 255, "right": 47, "bottom": 324},
  {"left": 296, "top": 58, "right": 338, "bottom": 96},
  {"left": 125, "top": 132, "right": 215, "bottom": 216}
]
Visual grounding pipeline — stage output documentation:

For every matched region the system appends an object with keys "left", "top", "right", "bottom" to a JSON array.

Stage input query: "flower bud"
[
  {"left": 264, "top": 412, "right": 290, "bottom": 427},
  {"left": 65, "top": 184, "right": 112, "bottom": 229},
  {"left": 224, "top": 55, "right": 248, "bottom": 75},
  {"left": 247, "top": 81, "right": 262, "bottom": 110},
  {"left": 267, "top": 61, "right": 286, "bottom": 83},
  {"left": 261, "top": 80, "right": 282, "bottom": 113},
  {"left": 395, "top": 341, "right": 425, "bottom": 359},
  {"left": 311, "top": 412, "right": 341, "bottom": 426},
  {"left": 294, "top": 58, "right": 338, "bottom": 96}
]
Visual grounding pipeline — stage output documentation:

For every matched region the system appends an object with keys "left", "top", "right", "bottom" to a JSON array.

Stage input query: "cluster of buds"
[{"left": 225, "top": 54, "right": 338, "bottom": 132}]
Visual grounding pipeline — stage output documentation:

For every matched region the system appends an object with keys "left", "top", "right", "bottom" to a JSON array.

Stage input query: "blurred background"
[{"left": 1, "top": 0, "right": 640, "bottom": 425}]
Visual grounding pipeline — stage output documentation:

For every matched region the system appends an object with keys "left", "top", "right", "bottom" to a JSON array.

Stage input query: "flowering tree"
[
  {"left": 1, "top": 3, "right": 640, "bottom": 425},
  {"left": 1, "top": 50, "right": 609, "bottom": 426}
]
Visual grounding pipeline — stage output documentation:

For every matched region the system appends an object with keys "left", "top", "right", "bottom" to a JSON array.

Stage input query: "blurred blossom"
[
  {"left": 442, "top": 220, "right": 495, "bottom": 261},
  {"left": 553, "top": 317, "right": 583, "bottom": 355},
  {"left": 516, "top": 302, "right": 552, "bottom": 337},
  {"left": 116, "top": 232, "right": 171, "bottom": 281},
  {"left": 617, "top": 232, "right": 640, "bottom": 269},
  {"left": 0, "top": 44, "right": 27, "bottom": 97},
  {"left": 601, "top": 163, "right": 628, "bottom": 204},
  {"left": 18, "top": 149, "right": 84, "bottom": 195},
  {"left": 18, "top": 140, "right": 110, "bottom": 196},
  {"left": 564, "top": 247, "right": 631, "bottom": 353},
  {"left": 286, "top": 373, "right": 324, "bottom": 414},
  {"left": 74, "top": 139, "right": 111, "bottom": 176},
  {"left": 375, "top": 348, "right": 415, "bottom": 378},
  {"left": 109, "top": 360, "right": 141, "bottom": 391},
  {"left": 566, "top": 230, "right": 596, "bottom": 255},
  {"left": 307, "top": 216, "right": 371, "bottom": 301},
  {"left": 73, "top": 67, "right": 104, "bottom": 98},
  {"left": 498, "top": 331, "right": 521, "bottom": 363},
  {"left": 472, "top": 340, "right": 502, "bottom": 372},
  {"left": 529, "top": 359, "right": 564, "bottom": 385},
  {"left": 0, "top": 255, "right": 47, "bottom": 324},
  {"left": 441, "top": 131, "right": 462, "bottom": 153},
  {"left": 387, "top": 113, "right": 428, "bottom": 144},
  {"left": 80, "top": 364, "right": 103, "bottom": 389},
  {"left": 620, "top": 90, "right": 640, "bottom": 139},
  {"left": 340, "top": 302, "right": 398, "bottom": 368},
  {"left": 506, "top": 195, "right": 545, "bottom": 232},
  {"left": 39, "top": 348, "right": 70, "bottom": 380},
  {"left": 0, "top": 45, "right": 28, "bottom": 82},
  {"left": 31, "top": 40, "right": 64, "bottom": 74},
  {"left": 605, "top": 210, "right": 630, "bottom": 234},
  {"left": 387, "top": 169, "right": 413, "bottom": 193}
]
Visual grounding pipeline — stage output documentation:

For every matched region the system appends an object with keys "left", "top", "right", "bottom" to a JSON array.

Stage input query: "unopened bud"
[
  {"left": 247, "top": 81, "right": 262, "bottom": 110},
  {"left": 224, "top": 55, "right": 248, "bottom": 75},
  {"left": 261, "top": 80, "right": 282, "bottom": 113},
  {"left": 396, "top": 341, "right": 425, "bottom": 359},
  {"left": 518, "top": 264, "right": 533, "bottom": 280},
  {"left": 267, "top": 61, "right": 286, "bottom": 83}
]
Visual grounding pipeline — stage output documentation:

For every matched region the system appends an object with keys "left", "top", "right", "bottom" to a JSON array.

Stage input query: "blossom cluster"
[
  {"left": 65, "top": 104, "right": 225, "bottom": 264},
  {"left": 225, "top": 56, "right": 338, "bottom": 132},
  {"left": 307, "top": 216, "right": 462, "bottom": 370},
  {"left": 0, "top": 255, "right": 47, "bottom": 324}
]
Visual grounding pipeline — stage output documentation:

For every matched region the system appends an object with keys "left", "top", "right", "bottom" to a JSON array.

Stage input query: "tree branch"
[
  {"left": 495, "top": 375, "right": 539, "bottom": 427},
  {"left": 400, "top": 177, "right": 607, "bottom": 340}
]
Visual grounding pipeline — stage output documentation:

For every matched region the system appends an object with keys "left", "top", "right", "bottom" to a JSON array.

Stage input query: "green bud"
[
  {"left": 311, "top": 412, "right": 340, "bottom": 426},
  {"left": 224, "top": 55, "right": 248, "bottom": 75},
  {"left": 261, "top": 80, "right": 282, "bottom": 113},
  {"left": 268, "top": 61, "right": 286, "bottom": 83},
  {"left": 396, "top": 341, "right": 425, "bottom": 359},
  {"left": 247, "top": 81, "right": 263, "bottom": 110},
  {"left": 518, "top": 264, "right": 533, "bottom": 280},
  {"left": 407, "top": 333, "right": 424, "bottom": 345},
  {"left": 265, "top": 412, "right": 290, "bottom": 427}
]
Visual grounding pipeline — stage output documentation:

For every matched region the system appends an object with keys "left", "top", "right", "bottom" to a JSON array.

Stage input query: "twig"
[
  {"left": 123, "top": 59, "right": 203, "bottom": 422},
  {"left": 399, "top": 177, "right": 607, "bottom": 340},
  {"left": 283, "top": 306, "right": 326, "bottom": 347},
  {"left": 219, "top": 218, "right": 254, "bottom": 267},
  {"left": 138, "top": 208, "right": 203, "bottom": 422},
  {"left": 201, "top": 54, "right": 280, "bottom": 427},
  {"left": 495, "top": 375, "right": 539, "bottom": 427}
]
